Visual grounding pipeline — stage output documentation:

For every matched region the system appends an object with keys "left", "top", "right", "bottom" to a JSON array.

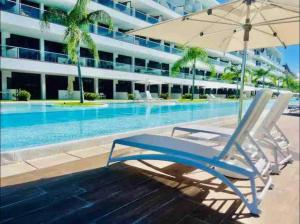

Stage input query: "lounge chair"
[
  {"left": 172, "top": 92, "right": 293, "bottom": 174},
  {"left": 134, "top": 90, "right": 143, "bottom": 100},
  {"left": 145, "top": 91, "right": 153, "bottom": 101},
  {"left": 288, "top": 104, "right": 300, "bottom": 113},
  {"left": 106, "top": 90, "right": 273, "bottom": 215},
  {"left": 207, "top": 94, "right": 221, "bottom": 101}
]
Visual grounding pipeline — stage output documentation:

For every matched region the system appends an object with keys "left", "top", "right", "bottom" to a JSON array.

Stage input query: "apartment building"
[{"left": 0, "top": 0, "right": 285, "bottom": 100}]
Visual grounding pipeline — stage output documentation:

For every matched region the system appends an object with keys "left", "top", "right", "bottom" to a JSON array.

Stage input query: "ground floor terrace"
[
  {"left": 1, "top": 114, "right": 299, "bottom": 224},
  {"left": 0, "top": 69, "right": 256, "bottom": 100}
]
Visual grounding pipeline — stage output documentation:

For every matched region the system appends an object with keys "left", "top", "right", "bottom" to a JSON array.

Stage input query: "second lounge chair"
[{"left": 106, "top": 90, "right": 274, "bottom": 215}]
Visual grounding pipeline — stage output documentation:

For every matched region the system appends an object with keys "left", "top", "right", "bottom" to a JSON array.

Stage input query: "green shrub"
[
  {"left": 128, "top": 94, "right": 135, "bottom": 100},
  {"left": 227, "top": 95, "right": 238, "bottom": 99},
  {"left": 199, "top": 94, "right": 207, "bottom": 99},
  {"left": 15, "top": 89, "right": 31, "bottom": 101},
  {"left": 84, "top": 92, "right": 99, "bottom": 101},
  {"left": 160, "top": 93, "right": 168, "bottom": 99},
  {"left": 182, "top": 93, "right": 192, "bottom": 99}
]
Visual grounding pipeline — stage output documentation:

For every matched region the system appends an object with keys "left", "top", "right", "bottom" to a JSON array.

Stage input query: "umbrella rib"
[
  {"left": 220, "top": 27, "right": 244, "bottom": 52},
  {"left": 253, "top": 18, "right": 300, "bottom": 26},
  {"left": 196, "top": 1, "right": 244, "bottom": 37},
  {"left": 250, "top": 0, "right": 268, "bottom": 23},
  {"left": 268, "top": 3, "right": 300, "bottom": 14},
  {"left": 253, "top": 25, "right": 286, "bottom": 48},
  {"left": 185, "top": 18, "right": 239, "bottom": 26},
  {"left": 210, "top": 14, "right": 243, "bottom": 26},
  {"left": 253, "top": 11, "right": 287, "bottom": 48}
]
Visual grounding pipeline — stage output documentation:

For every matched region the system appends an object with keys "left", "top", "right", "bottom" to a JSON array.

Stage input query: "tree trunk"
[
  {"left": 236, "top": 80, "right": 239, "bottom": 98},
  {"left": 263, "top": 75, "right": 265, "bottom": 88},
  {"left": 191, "top": 62, "right": 196, "bottom": 101},
  {"left": 76, "top": 49, "right": 84, "bottom": 104}
]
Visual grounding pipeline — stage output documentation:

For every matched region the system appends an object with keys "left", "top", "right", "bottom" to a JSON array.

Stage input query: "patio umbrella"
[{"left": 129, "top": 0, "right": 299, "bottom": 121}]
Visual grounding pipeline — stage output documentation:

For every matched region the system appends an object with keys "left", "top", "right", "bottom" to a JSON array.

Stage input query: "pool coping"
[{"left": 1, "top": 115, "right": 236, "bottom": 165}]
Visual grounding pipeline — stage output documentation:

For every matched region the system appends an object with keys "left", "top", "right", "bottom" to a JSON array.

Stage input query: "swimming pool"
[{"left": 1, "top": 101, "right": 252, "bottom": 151}]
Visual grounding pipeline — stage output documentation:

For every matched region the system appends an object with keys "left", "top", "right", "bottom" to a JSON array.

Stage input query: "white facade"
[{"left": 0, "top": 0, "right": 284, "bottom": 99}]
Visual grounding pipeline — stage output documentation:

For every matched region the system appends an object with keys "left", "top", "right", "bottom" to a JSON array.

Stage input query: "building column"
[
  {"left": 113, "top": 27, "right": 118, "bottom": 38},
  {"left": 40, "top": 73, "right": 46, "bottom": 100},
  {"left": 94, "top": 23, "right": 98, "bottom": 34},
  {"left": 132, "top": 57, "right": 135, "bottom": 73},
  {"left": 40, "top": 38, "right": 45, "bottom": 61},
  {"left": 39, "top": 2, "right": 44, "bottom": 17},
  {"left": 94, "top": 78, "right": 99, "bottom": 94},
  {"left": 168, "top": 84, "right": 173, "bottom": 98},
  {"left": 131, "top": 82, "right": 135, "bottom": 94},
  {"left": 158, "top": 84, "right": 162, "bottom": 96},
  {"left": 1, "top": 32, "right": 10, "bottom": 56},
  {"left": 1, "top": 71, "right": 12, "bottom": 99},
  {"left": 145, "top": 59, "right": 149, "bottom": 71},
  {"left": 15, "top": 0, "right": 20, "bottom": 13},
  {"left": 113, "top": 54, "right": 118, "bottom": 69},
  {"left": 113, "top": 80, "right": 118, "bottom": 99},
  {"left": 180, "top": 85, "right": 183, "bottom": 95}
]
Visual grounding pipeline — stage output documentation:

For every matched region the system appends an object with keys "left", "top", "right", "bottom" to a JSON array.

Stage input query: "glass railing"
[
  {"left": 152, "top": 0, "right": 178, "bottom": 12},
  {"left": 1, "top": 0, "right": 184, "bottom": 57},
  {"left": 0, "top": 0, "right": 40, "bottom": 19},
  {"left": 1, "top": 45, "right": 40, "bottom": 60},
  {"left": 208, "top": 59, "right": 229, "bottom": 67},
  {"left": 93, "top": 0, "right": 159, "bottom": 24},
  {"left": 45, "top": 51, "right": 71, "bottom": 64},
  {"left": 1, "top": 45, "right": 241, "bottom": 85}
]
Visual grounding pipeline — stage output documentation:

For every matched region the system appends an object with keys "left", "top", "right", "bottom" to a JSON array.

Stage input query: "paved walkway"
[{"left": 0, "top": 115, "right": 299, "bottom": 224}]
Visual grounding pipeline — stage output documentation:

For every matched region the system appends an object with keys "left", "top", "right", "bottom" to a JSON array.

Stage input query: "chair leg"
[{"left": 106, "top": 142, "right": 116, "bottom": 167}]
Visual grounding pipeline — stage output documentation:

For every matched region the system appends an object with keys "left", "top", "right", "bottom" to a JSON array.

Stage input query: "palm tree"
[
  {"left": 221, "top": 65, "right": 243, "bottom": 97},
  {"left": 171, "top": 47, "right": 208, "bottom": 100},
  {"left": 283, "top": 74, "right": 300, "bottom": 92},
  {"left": 269, "top": 73, "right": 281, "bottom": 93},
  {"left": 41, "top": 0, "right": 112, "bottom": 103},
  {"left": 252, "top": 68, "right": 271, "bottom": 88}
]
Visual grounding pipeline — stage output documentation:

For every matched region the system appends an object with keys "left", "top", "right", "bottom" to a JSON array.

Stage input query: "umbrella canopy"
[
  {"left": 129, "top": 0, "right": 299, "bottom": 121},
  {"left": 129, "top": 0, "right": 299, "bottom": 52}
]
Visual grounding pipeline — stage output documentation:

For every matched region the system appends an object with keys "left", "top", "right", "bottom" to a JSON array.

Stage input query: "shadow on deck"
[{"left": 0, "top": 161, "right": 255, "bottom": 224}]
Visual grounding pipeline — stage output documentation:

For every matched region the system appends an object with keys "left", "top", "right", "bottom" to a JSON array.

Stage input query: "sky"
[
  {"left": 216, "top": 0, "right": 300, "bottom": 76},
  {"left": 278, "top": 45, "right": 300, "bottom": 77}
]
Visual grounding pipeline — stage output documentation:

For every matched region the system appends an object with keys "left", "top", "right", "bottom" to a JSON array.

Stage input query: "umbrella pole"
[
  {"left": 238, "top": 41, "right": 248, "bottom": 122},
  {"left": 238, "top": 0, "right": 251, "bottom": 123}
]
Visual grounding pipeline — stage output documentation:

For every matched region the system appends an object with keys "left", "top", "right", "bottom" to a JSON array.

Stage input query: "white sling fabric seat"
[
  {"left": 106, "top": 90, "right": 273, "bottom": 215},
  {"left": 172, "top": 92, "right": 293, "bottom": 173}
]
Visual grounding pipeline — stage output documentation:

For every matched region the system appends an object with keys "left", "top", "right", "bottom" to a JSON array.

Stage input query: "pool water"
[{"left": 1, "top": 101, "right": 253, "bottom": 151}]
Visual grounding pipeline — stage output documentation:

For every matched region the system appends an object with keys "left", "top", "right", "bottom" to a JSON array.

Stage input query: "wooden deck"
[{"left": 1, "top": 115, "right": 299, "bottom": 224}]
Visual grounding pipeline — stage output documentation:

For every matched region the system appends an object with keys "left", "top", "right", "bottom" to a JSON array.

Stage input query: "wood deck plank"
[
  {"left": 51, "top": 177, "right": 165, "bottom": 223},
  {"left": 3, "top": 197, "right": 89, "bottom": 224}
]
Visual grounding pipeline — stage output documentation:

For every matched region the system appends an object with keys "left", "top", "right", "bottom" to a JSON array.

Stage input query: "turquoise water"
[{"left": 1, "top": 101, "right": 252, "bottom": 151}]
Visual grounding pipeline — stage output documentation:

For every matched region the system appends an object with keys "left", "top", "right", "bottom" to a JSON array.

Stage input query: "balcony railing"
[
  {"left": 208, "top": 58, "right": 229, "bottom": 67},
  {"left": 152, "top": 0, "right": 178, "bottom": 12},
  {"left": 1, "top": 45, "right": 236, "bottom": 84},
  {"left": 92, "top": 0, "right": 159, "bottom": 24},
  {"left": 1, "top": 0, "right": 184, "bottom": 57},
  {"left": 0, "top": 45, "right": 171, "bottom": 76}
]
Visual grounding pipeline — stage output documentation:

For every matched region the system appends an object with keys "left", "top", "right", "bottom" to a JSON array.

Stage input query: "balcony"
[
  {"left": 1, "top": 45, "right": 234, "bottom": 84},
  {"left": 0, "top": 0, "right": 184, "bottom": 57},
  {"left": 1, "top": 45, "right": 171, "bottom": 76},
  {"left": 92, "top": 0, "right": 159, "bottom": 24},
  {"left": 152, "top": 0, "right": 177, "bottom": 12}
]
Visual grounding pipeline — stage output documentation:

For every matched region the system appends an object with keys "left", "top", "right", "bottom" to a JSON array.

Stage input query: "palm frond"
[
  {"left": 69, "top": 0, "right": 90, "bottom": 23},
  {"left": 41, "top": 8, "right": 68, "bottom": 29},
  {"left": 82, "top": 31, "right": 99, "bottom": 61},
  {"left": 64, "top": 25, "right": 81, "bottom": 63},
  {"left": 85, "top": 10, "right": 113, "bottom": 29},
  {"left": 171, "top": 47, "right": 208, "bottom": 76}
]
